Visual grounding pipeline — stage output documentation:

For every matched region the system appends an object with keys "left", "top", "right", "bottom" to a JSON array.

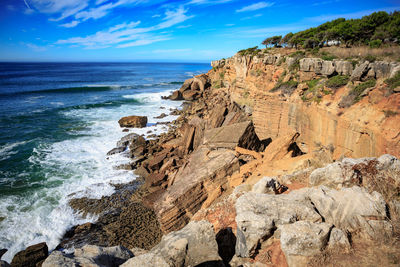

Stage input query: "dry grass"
[{"left": 320, "top": 46, "right": 400, "bottom": 61}]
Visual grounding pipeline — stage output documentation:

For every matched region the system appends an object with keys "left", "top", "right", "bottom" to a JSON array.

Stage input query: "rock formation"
[{"left": 118, "top": 116, "right": 148, "bottom": 128}]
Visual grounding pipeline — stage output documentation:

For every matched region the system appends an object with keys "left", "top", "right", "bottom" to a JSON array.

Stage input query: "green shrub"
[
  {"left": 339, "top": 79, "right": 376, "bottom": 107},
  {"left": 385, "top": 71, "right": 400, "bottom": 90},
  {"left": 306, "top": 79, "right": 320, "bottom": 90},
  {"left": 325, "top": 75, "right": 349, "bottom": 89},
  {"left": 271, "top": 80, "right": 298, "bottom": 95},
  {"left": 238, "top": 46, "right": 261, "bottom": 57},
  {"left": 219, "top": 71, "right": 225, "bottom": 80},
  {"left": 321, "top": 54, "right": 337, "bottom": 61},
  {"left": 289, "top": 51, "right": 306, "bottom": 58},
  {"left": 369, "top": 39, "right": 382, "bottom": 48},
  {"left": 364, "top": 55, "right": 377, "bottom": 62}
]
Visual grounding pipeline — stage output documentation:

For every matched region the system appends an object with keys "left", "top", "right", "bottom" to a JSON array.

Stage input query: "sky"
[{"left": 0, "top": 0, "right": 399, "bottom": 62}]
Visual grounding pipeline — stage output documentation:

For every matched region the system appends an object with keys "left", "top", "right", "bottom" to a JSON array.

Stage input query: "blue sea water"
[{"left": 0, "top": 62, "right": 210, "bottom": 261}]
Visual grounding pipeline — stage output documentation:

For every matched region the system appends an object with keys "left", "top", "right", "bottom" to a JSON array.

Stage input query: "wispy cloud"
[
  {"left": 236, "top": 2, "right": 274, "bottom": 12},
  {"left": 225, "top": 23, "right": 235, "bottom": 27},
  {"left": 55, "top": 7, "right": 193, "bottom": 49},
  {"left": 60, "top": 20, "right": 79, "bottom": 28},
  {"left": 28, "top": 0, "right": 147, "bottom": 27},
  {"left": 177, "top": 24, "right": 192, "bottom": 29},
  {"left": 26, "top": 43, "right": 47, "bottom": 52},
  {"left": 187, "top": 0, "right": 234, "bottom": 5},
  {"left": 311, "top": 0, "right": 340, "bottom": 6},
  {"left": 241, "top": 13, "right": 262, "bottom": 20}
]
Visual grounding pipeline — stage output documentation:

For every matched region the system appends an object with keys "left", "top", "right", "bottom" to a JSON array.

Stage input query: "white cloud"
[
  {"left": 155, "top": 7, "right": 194, "bottom": 30},
  {"left": 60, "top": 20, "right": 79, "bottom": 28},
  {"left": 241, "top": 13, "right": 262, "bottom": 20},
  {"left": 225, "top": 23, "right": 235, "bottom": 26},
  {"left": 187, "top": 0, "right": 233, "bottom": 5},
  {"left": 55, "top": 7, "right": 193, "bottom": 49},
  {"left": 152, "top": 14, "right": 161, "bottom": 18},
  {"left": 26, "top": 43, "right": 47, "bottom": 52},
  {"left": 30, "top": 0, "right": 89, "bottom": 21},
  {"left": 96, "top": 0, "right": 109, "bottom": 5},
  {"left": 117, "top": 37, "right": 170, "bottom": 48},
  {"left": 177, "top": 24, "right": 192, "bottom": 29},
  {"left": 236, "top": 1, "right": 274, "bottom": 12}
]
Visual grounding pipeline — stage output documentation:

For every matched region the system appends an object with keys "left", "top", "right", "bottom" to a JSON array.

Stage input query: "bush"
[
  {"left": 339, "top": 79, "right": 376, "bottom": 107},
  {"left": 364, "top": 54, "right": 377, "bottom": 62},
  {"left": 369, "top": 39, "right": 382, "bottom": 48},
  {"left": 353, "top": 79, "right": 376, "bottom": 102},
  {"left": 238, "top": 46, "right": 261, "bottom": 57},
  {"left": 325, "top": 75, "right": 349, "bottom": 89},
  {"left": 321, "top": 51, "right": 337, "bottom": 61},
  {"left": 385, "top": 71, "right": 400, "bottom": 90},
  {"left": 321, "top": 54, "right": 337, "bottom": 61},
  {"left": 306, "top": 79, "right": 320, "bottom": 90},
  {"left": 271, "top": 80, "right": 298, "bottom": 95}
]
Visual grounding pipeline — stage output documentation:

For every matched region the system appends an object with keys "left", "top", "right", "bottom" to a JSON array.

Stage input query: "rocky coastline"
[{"left": 2, "top": 52, "right": 400, "bottom": 267}]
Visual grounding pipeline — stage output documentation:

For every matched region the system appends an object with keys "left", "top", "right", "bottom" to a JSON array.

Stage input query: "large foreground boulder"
[
  {"left": 11, "top": 242, "right": 48, "bottom": 267},
  {"left": 235, "top": 190, "right": 321, "bottom": 257},
  {"left": 122, "top": 221, "right": 222, "bottom": 267},
  {"left": 42, "top": 245, "right": 133, "bottom": 267},
  {"left": 118, "top": 116, "right": 147, "bottom": 128},
  {"left": 309, "top": 154, "right": 400, "bottom": 189},
  {"left": 235, "top": 184, "right": 392, "bottom": 259},
  {"left": 280, "top": 221, "right": 332, "bottom": 267}
]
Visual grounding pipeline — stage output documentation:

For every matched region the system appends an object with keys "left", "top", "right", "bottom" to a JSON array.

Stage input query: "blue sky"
[{"left": 0, "top": 0, "right": 399, "bottom": 62}]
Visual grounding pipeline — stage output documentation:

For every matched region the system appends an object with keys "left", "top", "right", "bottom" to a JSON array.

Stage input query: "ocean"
[{"left": 0, "top": 62, "right": 210, "bottom": 261}]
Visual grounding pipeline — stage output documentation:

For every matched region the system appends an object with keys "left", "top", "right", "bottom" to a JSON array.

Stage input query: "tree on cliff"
[
  {"left": 262, "top": 35, "right": 282, "bottom": 48},
  {"left": 265, "top": 11, "right": 400, "bottom": 49}
]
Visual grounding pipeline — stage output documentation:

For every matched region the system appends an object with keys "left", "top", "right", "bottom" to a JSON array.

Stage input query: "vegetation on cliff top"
[{"left": 262, "top": 11, "right": 400, "bottom": 49}]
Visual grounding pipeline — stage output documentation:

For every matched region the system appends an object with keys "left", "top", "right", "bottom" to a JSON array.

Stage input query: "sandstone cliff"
[{"left": 209, "top": 53, "right": 400, "bottom": 159}]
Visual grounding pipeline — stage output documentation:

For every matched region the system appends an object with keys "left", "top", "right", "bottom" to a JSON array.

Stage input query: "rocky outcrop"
[
  {"left": 122, "top": 220, "right": 223, "bottom": 267},
  {"left": 280, "top": 221, "right": 332, "bottom": 266},
  {"left": 308, "top": 186, "right": 392, "bottom": 239},
  {"left": 10, "top": 242, "right": 48, "bottom": 267},
  {"left": 235, "top": 190, "right": 322, "bottom": 258},
  {"left": 118, "top": 116, "right": 148, "bottom": 128},
  {"left": 203, "top": 121, "right": 264, "bottom": 151},
  {"left": 42, "top": 245, "right": 133, "bottom": 267},
  {"left": 309, "top": 154, "right": 400, "bottom": 191},
  {"left": 151, "top": 147, "right": 240, "bottom": 232}
]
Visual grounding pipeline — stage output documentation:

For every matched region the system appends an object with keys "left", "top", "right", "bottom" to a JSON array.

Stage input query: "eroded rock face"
[
  {"left": 151, "top": 147, "right": 240, "bottom": 232},
  {"left": 280, "top": 221, "right": 332, "bottom": 267},
  {"left": 235, "top": 183, "right": 393, "bottom": 259},
  {"left": 309, "top": 154, "right": 400, "bottom": 189},
  {"left": 11, "top": 242, "right": 48, "bottom": 267},
  {"left": 42, "top": 245, "right": 133, "bottom": 267},
  {"left": 235, "top": 190, "right": 321, "bottom": 257},
  {"left": 118, "top": 116, "right": 148, "bottom": 128},
  {"left": 203, "top": 121, "right": 264, "bottom": 151},
  {"left": 308, "top": 186, "right": 391, "bottom": 239}
]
